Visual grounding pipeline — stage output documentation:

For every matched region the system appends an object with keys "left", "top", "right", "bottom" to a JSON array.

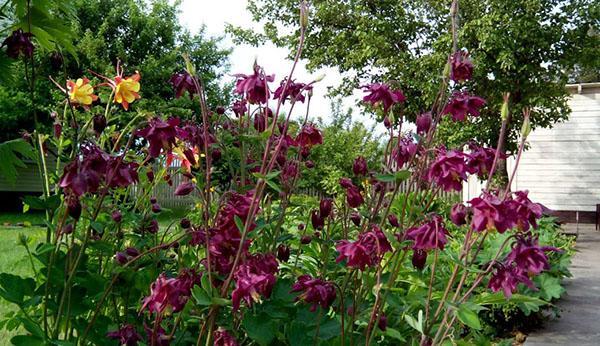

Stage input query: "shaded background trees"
[
  {"left": 238, "top": 0, "right": 599, "bottom": 159},
  {"left": 0, "top": 0, "right": 231, "bottom": 141}
]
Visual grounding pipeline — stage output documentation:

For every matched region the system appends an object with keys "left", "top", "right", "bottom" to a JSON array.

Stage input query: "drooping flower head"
[
  {"left": 362, "top": 83, "right": 406, "bottom": 114},
  {"left": 336, "top": 225, "right": 392, "bottom": 270},
  {"left": 67, "top": 78, "right": 98, "bottom": 108},
  {"left": 234, "top": 63, "right": 274, "bottom": 104},
  {"left": 59, "top": 143, "right": 110, "bottom": 196},
  {"left": 273, "top": 78, "right": 311, "bottom": 104},
  {"left": 510, "top": 190, "right": 544, "bottom": 231},
  {"left": 449, "top": 51, "right": 474, "bottom": 82},
  {"left": 450, "top": 203, "right": 468, "bottom": 226},
  {"left": 427, "top": 148, "right": 469, "bottom": 192},
  {"left": 2, "top": 29, "right": 34, "bottom": 59},
  {"left": 214, "top": 328, "right": 239, "bottom": 346},
  {"left": 442, "top": 92, "right": 486, "bottom": 121},
  {"left": 416, "top": 112, "right": 432, "bottom": 135},
  {"left": 392, "top": 135, "right": 419, "bottom": 168},
  {"left": 231, "top": 253, "right": 278, "bottom": 310},
  {"left": 107, "top": 324, "right": 142, "bottom": 346},
  {"left": 488, "top": 262, "right": 535, "bottom": 298},
  {"left": 469, "top": 192, "right": 516, "bottom": 233},
  {"left": 405, "top": 214, "right": 449, "bottom": 250},
  {"left": 353, "top": 156, "right": 368, "bottom": 176},
  {"left": 232, "top": 99, "right": 248, "bottom": 117},
  {"left": 169, "top": 71, "right": 197, "bottom": 99},
  {"left": 465, "top": 144, "right": 503, "bottom": 177},
  {"left": 136, "top": 117, "right": 180, "bottom": 158},
  {"left": 140, "top": 270, "right": 199, "bottom": 315},
  {"left": 339, "top": 178, "right": 364, "bottom": 208},
  {"left": 291, "top": 275, "right": 337, "bottom": 311},
  {"left": 506, "top": 235, "right": 558, "bottom": 275},
  {"left": 295, "top": 123, "right": 323, "bottom": 148},
  {"left": 106, "top": 156, "right": 139, "bottom": 189}
]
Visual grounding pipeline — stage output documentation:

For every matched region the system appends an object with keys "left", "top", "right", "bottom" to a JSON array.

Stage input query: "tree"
[
  {"left": 235, "top": 0, "right": 599, "bottom": 173},
  {"left": 299, "top": 99, "right": 383, "bottom": 193},
  {"left": 0, "top": 0, "right": 231, "bottom": 141}
]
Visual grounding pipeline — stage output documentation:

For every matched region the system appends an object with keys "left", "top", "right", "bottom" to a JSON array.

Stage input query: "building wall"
[{"left": 511, "top": 84, "right": 600, "bottom": 212}]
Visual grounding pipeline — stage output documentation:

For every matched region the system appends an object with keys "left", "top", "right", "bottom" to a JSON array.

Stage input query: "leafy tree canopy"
[
  {"left": 0, "top": 0, "right": 231, "bottom": 141},
  {"left": 234, "top": 0, "right": 600, "bottom": 153}
]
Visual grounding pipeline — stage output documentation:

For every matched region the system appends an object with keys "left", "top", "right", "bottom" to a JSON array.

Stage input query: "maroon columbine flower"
[
  {"left": 106, "top": 157, "right": 139, "bottom": 189},
  {"left": 469, "top": 192, "right": 515, "bottom": 233},
  {"left": 506, "top": 235, "right": 558, "bottom": 276},
  {"left": 136, "top": 117, "right": 180, "bottom": 158},
  {"left": 362, "top": 83, "right": 406, "bottom": 114},
  {"left": 311, "top": 210, "right": 325, "bottom": 230},
  {"left": 232, "top": 99, "right": 247, "bottom": 117},
  {"left": 234, "top": 63, "right": 274, "bottom": 104},
  {"left": 392, "top": 135, "right": 418, "bottom": 168},
  {"left": 174, "top": 181, "right": 195, "bottom": 196},
  {"left": 231, "top": 253, "right": 278, "bottom": 310},
  {"left": 291, "top": 275, "right": 336, "bottom": 311},
  {"left": 107, "top": 324, "right": 142, "bottom": 346},
  {"left": 450, "top": 203, "right": 468, "bottom": 226},
  {"left": 115, "top": 252, "right": 128, "bottom": 265},
  {"left": 442, "top": 92, "right": 486, "bottom": 122},
  {"left": 353, "top": 156, "right": 368, "bottom": 176},
  {"left": 427, "top": 148, "right": 469, "bottom": 192},
  {"left": 388, "top": 214, "right": 400, "bottom": 228},
  {"left": 277, "top": 244, "right": 291, "bottom": 262},
  {"left": 466, "top": 144, "right": 502, "bottom": 177},
  {"left": 59, "top": 143, "right": 110, "bottom": 196},
  {"left": 253, "top": 114, "right": 266, "bottom": 132},
  {"left": 2, "top": 29, "right": 34, "bottom": 59},
  {"left": 416, "top": 112, "right": 432, "bottom": 135},
  {"left": 273, "top": 78, "right": 311, "bottom": 103},
  {"left": 378, "top": 314, "right": 388, "bottom": 331},
  {"left": 511, "top": 190, "right": 544, "bottom": 231},
  {"left": 93, "top": 114, "right": 107, "bottom": 136},
  {"left": 350, "top": 212, "right": 362, "bottom": 226},
  {"left": 112, "top": 210, "right": 123, "bottom": 223},
  {"left": 300, "top": 235, "right": 312, "bottom": 245},
  {"left": 169, "top": 71, "right": 197, "bottom": 99},
  {"left": 144, "top": 324, "right": 170, "bottom": 346},
  {"left": 406, "top": 214, "right": 449, "bottom": 250},
  {"left": 214, "top": 328, "right": 239, "bottom": 346},
  {"left": 66, "top": 194, "right": 82, "bottom": 220},
  {"left": 346, "top": 185, "right": 364, "bottom": 208},
  {"left": 320, "top": 198, "right": 333, "bottom": 218},
  {"left": 336, "top": 225, "right": 392, "bottom": 270},
  {"left": 140, "top": 270, "right": 199, "bottom": 314},
  {"left": 449, "top": 51, "right": 474, "bottom": 82},
  {"left": 411, "top": 249, "right": 428, "bottom": 270},
  {"left": 488, "top": 263, "right": 535, "bottom": 298},
  {"left": 295, "top": 123, "right": 323, "bottom": 148}
]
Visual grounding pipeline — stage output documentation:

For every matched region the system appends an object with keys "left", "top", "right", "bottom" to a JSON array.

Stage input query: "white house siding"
[{"left": 510, "top": 83, "right": 600, "bottom": 212}]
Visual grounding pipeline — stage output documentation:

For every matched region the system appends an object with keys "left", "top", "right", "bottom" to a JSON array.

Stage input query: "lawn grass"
[{"left": 0, "top": 224, "right": 45, "bottom": 344}]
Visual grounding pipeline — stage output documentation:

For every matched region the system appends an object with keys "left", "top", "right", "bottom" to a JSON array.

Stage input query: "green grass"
[
  {"left": 0, "top": 212, "right": 46, "bottom": 226},
  {"left": 0, "top": 224, "right": 45, "bottom": 344}
]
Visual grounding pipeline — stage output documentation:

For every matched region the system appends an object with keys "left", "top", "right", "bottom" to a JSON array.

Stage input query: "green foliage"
[
  {"left": 0, "top": 138, "right": 35, "bottom": 185},
  {"left": 239, "top": 0, "right": 600, "bottom": 153}
]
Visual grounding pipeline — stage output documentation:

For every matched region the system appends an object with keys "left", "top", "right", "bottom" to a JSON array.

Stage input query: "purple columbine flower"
[
  {"left": 465, "top": 143, "right": 503, "bottom": 177},
  {"left": 449, "top": 51, "right": 474, "bottom": 82},
  {"left": 488, "top": 263, "right": 535, "bottom": 298},
  {"left": 136, "top": 117, "right": 180, "bottom": 158},
  {"left": 336, "top": 225, "right": 392, "bottom": 270},
  {"left": 273, "top": 78, "right": 311, "bottom": 103},
  {"left": 392, "top": 135, "right": 418, "bottom": 168},
  {"left": 107, "top": 324, "right": 142, "bottom": 346},
  {"left": 506, "top": 235, "right": 559, "bottom": 276},
  {"left": 469, "top": 192, "right": 515, "bottom": 233},
  {"left": 2, "top": 29, "right": 34, "bottom": 59},
  {"left": 411, "top": 249, "right": 428, "bottom": 270},
  {"left": 291, "top": 275, "right": 337, "bottom": 312},
  {"left": 213, "top": 328, "right": 239, "bottom": 346},
  {"left": 106, "top": 157, "right": 139, "bottom": 189},
  {"left": 140, "top": 270, "right": 199, "bottom": 314},
  {"left": 233, "top": 63, "right": 274, "bottom": 104},
  {"left": 405, "top": 214, "right": 449, "bottom": 250},
  {"left": 59, "top": 143, "right": 110, "bottom": 196},
  {"left": 231, "top": 254, "right": 278, "bottom": 311},
  {"left": 174, "top": 181, "right": 195, "bottom": 196},
  {"left": 277, "top": 244, "right": 290, "bottom": 262},
  {"left": 93, "top": 114, "right": 107, "bottom": 136},
  {"left": 353, "top": 156, "right": 368, "bottom": 176},
  {"left": 450, "top": 203, "right": 468, "bottom": 226},
  {"left": 350, "top": 212, "right": 362, "bottom": 226},
  {"left": 388, "top": 214, "right": 400, "bottom": 228},
  {"left": 232, "top": 99, "right": 247, "bottom": 117},
  {"left": 511, "top": 190, "right": 544, "bottom": 231},
  {"left": 416, "top": 112, "right": 433, "bottom": 135},
  {"left": 427, "top": 148, "right": 469, "bottom": 192},
  {"left": 169, "top": 71, "right": 197, "bottom": 99},
  {"left": 442, "top": 92, "right": 486, "bottom": 122},
  {"left": 311, "top": 210, "right": 325, "bottom": 230},
  {"left": 295, "top": 123, "right": 323, "bottom": 148},
  {"left": 362, "top": 83, "right": 406, "bottom": 114},
  {"left": 319, "top": 198, "right": 333, "bottom": 218}
]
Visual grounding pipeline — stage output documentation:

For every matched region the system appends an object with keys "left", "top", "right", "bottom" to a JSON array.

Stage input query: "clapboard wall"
[{"left": 511, "top": 83, "right": 600, "bottom": 213}]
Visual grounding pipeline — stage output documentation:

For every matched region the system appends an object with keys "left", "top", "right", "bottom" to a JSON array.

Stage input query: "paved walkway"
[{"left": 526, "top": 224, "right": 600, "bottom": 346}]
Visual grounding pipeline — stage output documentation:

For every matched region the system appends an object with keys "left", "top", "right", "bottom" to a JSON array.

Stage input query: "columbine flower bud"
[
  {"left": 151, "top": 203, "right": 161, "bottom": 213},
  {"left": 412, "top": 249, "right": 427, "bottom": 270},
  {"left": 416, "top": 112, "right": 432, "bottom": 134},
  {"left": 277, "top": 244, "right": 290, "bottom": 262},
  {"left": 450, "top": 203, "right": 467, "bottom": 226},
  {"left": 501, "top": 93, "right": 510, "bottom": 121},
  {"left": 112, "top": 210, "right": 122, "bottom": 223},
  {"left": 67, "top": 195, "right": 81, "bottom": 220},
  {"left": 299, "top": 1, "right": 309, "bottom": 29},
  {"left": 300, "top": 235, "right": 312, "bottom": 244},
  {"left": 319, "top": 198, "right": 333, "bottom": 218},
  {"left": 353, "top": 156, "right": 368, "bottom": 176},
  {"left": 298, "top": 223, "right": 305, "bottom": 231},
  {"left": 388, "top": 214, "right": 400, "bottom": 228},
  {"left": 53, "top": 122, "right": 62, "bottom": 139},
  {"left": 115, "top": 252, "right": 128, "bottom": 265},
  {"left": 311, "top": 210, "right": 324, "bottom": 230},
  {"left": 521, "top": 109, "right": 531, "bottom": 138},
  {"left": 125, "top": 247, "right": 140, "bottom": 257},
  {"left": 180, "top": 218, "right": 191, "bottom": 229},
  {"left": 383, "top": 116, "right": 392, "bottom": 129},
  {"left": 93, "top": 114, "right": 107, "bottom": 136},
  {"left": 305, "top": 160, "right": 314, "bottom": 168},
  {"left": 350, "top": 212, "right": 361, "bottom": 227}
]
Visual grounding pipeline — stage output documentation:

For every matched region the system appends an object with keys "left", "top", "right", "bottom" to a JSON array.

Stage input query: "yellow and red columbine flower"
[
  {"left": 66, "top": 78, "right": 98, "bottom": 108},
  {"left": 113, "top": 72, "right": 141, "bottom": 110}
]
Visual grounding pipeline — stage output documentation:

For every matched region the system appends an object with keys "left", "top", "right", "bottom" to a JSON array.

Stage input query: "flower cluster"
[
  {"left": 362, "top": 83, "right": 405, "bottom": 114},
  {"left": 140, "top": 270, "right": 200, "bottom": 314},
  {"left": 232, "top": 253, "right": 278, "bottom": 310},
  {"left": 274, "top": 78, "right": 312, "bottom": 104},
  {"left": 291, "top": 275, "right": 337, "bottom": 311},
  {"left": 336, "top": 225, "right": 392, "bottom": 270},
  {"left": 469, "top": 190, "right": 543, "bottom": 233}
]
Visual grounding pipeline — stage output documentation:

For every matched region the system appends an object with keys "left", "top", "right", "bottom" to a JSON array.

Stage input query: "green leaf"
[
  {"left": 456, "top": 304, "right": 482, "bottom": 330},
  {"left": 0, "top": 139, "right": 35, "bottom": 186},
  {"left": 384, "top": 327, "right": 406, "bottom": 341},
  {"left": 404, "top": 309, "right": 424, "bottom": 333},
  {"left": 242, "top": 312, "right": 276, "bottom": 345},
  {"left": 10, "top": 335, "right": 45, "bottom": 346},
  {"left": 534, "top": 274, "right": 564, "bottom": 301},
  {"left": 0, "top": 274, "right": 35, "bottom": 305},
  {"left": 191, "top": 286, "right": 211, "bottom": 306},
  {"left": 233, "top": 215, "right": 245, "bottom": 232}
]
